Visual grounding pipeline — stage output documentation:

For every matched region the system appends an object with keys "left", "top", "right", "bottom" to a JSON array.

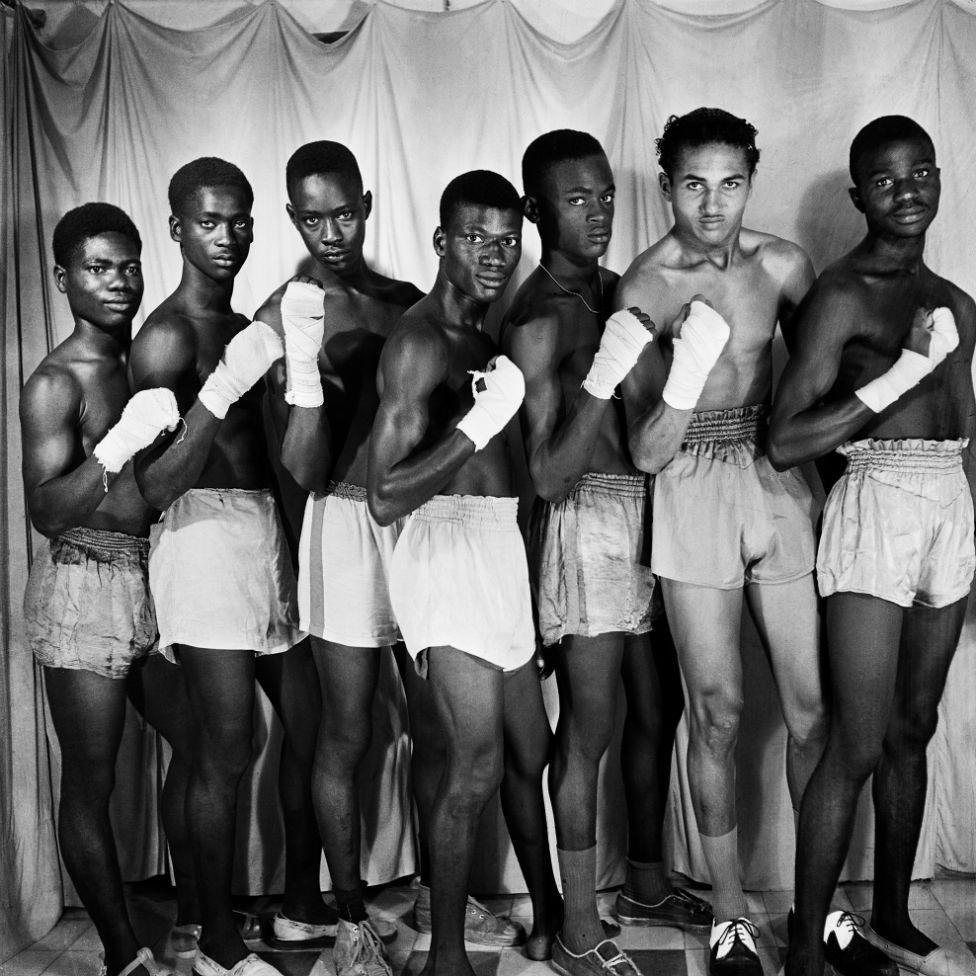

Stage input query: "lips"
[
  {"left": 588, "top": 232, "right": 611, "bottom": 244},
  {"left": 104, "top": 297, "right": 137, "bottom": 310},
  {"left": 893, "top": 208, "right": 927, "bottom": 221},
  {"left": 320, "top": 250, "right": 349, "bottom": 262},
  {"left": 476, "top": 274, "right": 507, "bottom": 288},
  {"left": 212, "top": 253, "right": 241, "bottom": 267}
]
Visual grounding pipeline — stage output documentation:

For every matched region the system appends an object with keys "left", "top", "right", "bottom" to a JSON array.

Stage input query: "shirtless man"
[
  {"left": 502, "top": 129, "right": 711, "bottom": 976},
  {"left": 255, "top": 140, "right": 423, "bottom": 976},
  {"left": 20, "top": 203, "right": 192, "bottom": 976},
  {"left": 368, "top": 170, "right": 561, "bottom": 976},
  {"left": 130, "top": 158, "right": 326, "bottom": 976},
  {"left": 620, "top": 108, "right": 827, "bottom": 976},
  {"left": 770, "top": 116, "right": 976, "bottom": 976}
]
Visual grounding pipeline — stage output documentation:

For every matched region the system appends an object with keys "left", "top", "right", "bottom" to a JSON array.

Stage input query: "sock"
[
  {"left": 557, "top": 846, "right": 604, "bottom": 952},
  {"left": 334, "top": 882, "right": 368, "bottom": 924},
  {"left": 793, "top": 807, "right": 800, "bottom": 839},
  {"left": 622, "top": 859, "right": 670, "bottom": 904},
  {"left": 700, "top": 829, "right": 747, "bottom": 921}
]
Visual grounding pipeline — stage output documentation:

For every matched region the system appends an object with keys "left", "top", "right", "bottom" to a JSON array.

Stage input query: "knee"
[
  {"left": 786, "top": 695, "right": 828, "bottom": 748},
  {"left": 62, "top": 761, "right": 115, "bottom": 806},
  {"left": 196, "top": 733, "right": 253, "bottom": 783},
  {"left": 506, "top": 728, "right": 551, "bottom": 782},
  {"left": 885, "top": 702, "right": 940, "bottom": 755},
  {"left": 689, "top": 689, "right": 743, "bottom": 752},
  {"left": 557, "top": 709, "right": 615, "bottom": 765},
  {"left": 321, "top": 713, "right": 373, "bottom": 768},
  {"left": 444, "top": 744, "right": 503, "bottom": 809},
  {"left": 828, "top": 731, "right": 883, "bottom": 782}
]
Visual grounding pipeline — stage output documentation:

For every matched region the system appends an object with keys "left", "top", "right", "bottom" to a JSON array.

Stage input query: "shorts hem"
[
  {"left": 32, "top": 652, "right": 148, "bottom": 679},
  {"left": 654, "top": 566, "right": 813, "bottom": 589},
  {"left": 540, "top": 621, "right": 653, "bottom": 646},
  {"left": 405, "top": 635, "right": 535, "bottom": 673},
  {"left": 819, "top": 580, "right": 972, "bottom": 610},
  {"left": 159, "top": 630, "right": 305, "bottom": 663},
  {"left": 306, "top": 627, "right": 401, "bottom": 649}
]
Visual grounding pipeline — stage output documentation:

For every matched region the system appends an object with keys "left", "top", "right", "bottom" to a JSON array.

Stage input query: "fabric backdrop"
[{"left": 4, "top": 0, "right": 976, "bottom": 959}]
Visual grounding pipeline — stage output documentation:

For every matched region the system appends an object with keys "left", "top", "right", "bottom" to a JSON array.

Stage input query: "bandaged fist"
[
  {"left": 662, "top": 299, "right": 731, "bottom": 410},
  {"left": 856, "top": 306, "right": 958, "bottom": 414},
  {"left": 93, "top": 388, "right": 180, "bottom": 473},
  {"left": 281, "top": 279, "right": 326, "bottom": 408},
  {"left": 456, "top": 354, "right": 526, "bottom": 451},
  {"left": 198, "top": 320, "right": 284, "bottom": 420},
  {"left": 583, "top": 308, "right": 655, "bottom": 399}
]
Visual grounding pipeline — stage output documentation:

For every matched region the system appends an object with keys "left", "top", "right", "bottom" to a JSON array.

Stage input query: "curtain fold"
[{"left": 5, "top": 0, "right": 976, "bottom": 954}]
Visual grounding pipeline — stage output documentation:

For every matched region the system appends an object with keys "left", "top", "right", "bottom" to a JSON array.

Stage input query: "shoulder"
[
  {"left": 21, "top": 357, "right": 83, "bottom": 424},
  {"left": 617, "top": 237, "right": 675, "bottom": 298},
  {"left": 371, "top": 271, "right": 425, "bottom": 309},
  {"left": 136, "top": 302, "right": 197, "bottom": 352},
  {"left": 790, "top": 261, "right": 870, "bottom": 345},
  {"left": 383, "top": 313, "right": 449, "bottom": 378},
  {"left": 253, "top": 282, "right": 288, "bottom": 336}
]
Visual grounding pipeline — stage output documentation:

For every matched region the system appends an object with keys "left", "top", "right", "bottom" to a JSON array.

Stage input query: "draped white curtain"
[{"left": 4, "top": 0, "right": 976, "bottom": 960}]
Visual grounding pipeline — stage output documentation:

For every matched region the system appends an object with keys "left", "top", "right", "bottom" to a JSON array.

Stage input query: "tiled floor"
[{"left": 5, "top": 877, "right": 976, "bottom": 976}]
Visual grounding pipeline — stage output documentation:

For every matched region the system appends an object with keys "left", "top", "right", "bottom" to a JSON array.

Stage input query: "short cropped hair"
[
  {"left": 521, "top": 129, "right": 606, "bottom": 198},
  {"left": 656, "top": 108, "right": 760, "bottom": 179},
  {"left": 52, "top": 202, "right": 141, "bottom": 268},
  {"left": 849, "top": 116, "right": 934, "bottom": 183},
  {"left": 439, "top": 171, "right": 522, "bottom": 229},
  {"left": 286, "top": 141, "right": 362, "bottom": 196},
  {"left": 168, "top": 157, "right": 253, "bottom": 216}
]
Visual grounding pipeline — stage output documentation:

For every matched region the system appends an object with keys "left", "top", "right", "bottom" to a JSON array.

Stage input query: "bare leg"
[
  {"left": 256, "top": 638, "right": 332, "bottom": 923},
  {"left": 309, "top": 636, "right": 383, "bottom": 920},
  {"left": 500, "top": 659, "right": 562, "bottom": 944},
  {"left": 549, "top": 631, "right": 625, "bottom": 953},
  {"left": 661, "top": 579, "right": 747, "bottom": 923},
  {"left": 128, "top": 655, "right": 199, "bottom": 927},
  {"left": 179, "top": 646, "right": 257, "bottom": 969},
  {"left": 44, "top": 667, "right": 145, "bottom": 976},
  {"left": 422, "top": 647, "right": 505, "bottom": 976},
  {"left": 745, "top": 575, "right": 827, "bottom": 812},
  {"left": 870, "top": 597, "right": 967, "bottom": 955},
  {"left": 787, "top": 593, "right": 903, "bottom": 976}
]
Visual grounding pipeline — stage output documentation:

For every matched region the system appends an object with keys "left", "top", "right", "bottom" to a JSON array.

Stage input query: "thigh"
[
  {"left": 308, "top": 635, "right": 383, "bottom": 723},
  {"left": 502, "top": 659, "right": 551, "bottom": 765},
  {"left": 45, "top": 667, "right": 129, "bottom": 769},
  {"left": 256, "top": 636, "right": 322, "bottom": 739},
  {"left": 426, "top": 646, "right": 505, "bottom": 756},
  {"left": 661, "top": 579, "right": 744, "bottom": 705},
  {"left": 744, "top": 574, "right": 823, "bottom": 724},
  {"left": 621, "top": 627, "right": 682, "bottom": 727},
  {"left": 554, "top": 632, "right": 625, "bottom": 730},
  {"left": 178, "top": 645, "right": 256, "bottom": 745},
  {"left": 127, "top": 654, "right": 194, "bottom": 752}
]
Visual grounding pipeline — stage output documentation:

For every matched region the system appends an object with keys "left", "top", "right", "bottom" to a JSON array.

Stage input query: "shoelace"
[
  {"left": 351, "top": 921, "right": 391, "bottom": 976},
  {"left": 598, "top": 945, "right": 641, "bottom": 975},
  {"left": 673, "top": 887, "right": 711, "bottom": 911},
  {"left": 715, "top": 918, "right": 760, "bottom": 954},
  {"left": 834, "top": 911, "right": 866, "bottom": 935}
]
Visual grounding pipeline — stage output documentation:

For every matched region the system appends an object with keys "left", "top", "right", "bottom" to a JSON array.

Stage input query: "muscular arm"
[
  {"left": 20, "top": 370, "right": 114, "bottom": 536},
  {"left": 367, "top": 329, "right": 474, "bottom": 526},
  {"left": 502, "top": 312, "right": 611, "bottom": 502},
  {"left": 130, "top": 319, "right": 221, "bottom": 509},
  {"left": 768, "top": 281, "right": 874, "bottom": 469},
  {"left": 257, "top": 293, "right": 333, "bottom": 493},
  {"left": 777, "top": 248, "right": 817, "bottom": 353}
]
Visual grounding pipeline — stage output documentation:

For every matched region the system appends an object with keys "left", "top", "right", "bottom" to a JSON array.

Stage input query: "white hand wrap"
[
  {"left": 93, "top": 388, "right": 180, "bottom": 474},
  {"left": 662, "top": 300, "right": 731, "bottom": 410},
  {"left": 854, "top": 306, "right": 959, "bottom": 413},
  {"left": 455, "top": 354, "right": 526, "bottom": 451},
  {"left": 281, "top": 281, "right": 325, "bottom": 408},
  {"left": 582, "top": 309, "right": 654, "bottom": 400},
  {"left": 198, "top": 320, "right": 284, "bottom": 420}
]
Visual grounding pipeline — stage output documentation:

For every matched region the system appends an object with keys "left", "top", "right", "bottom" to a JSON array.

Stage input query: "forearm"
[
  {"left": 135, "top": 400, "right": 221, "bottom": 509},
  {"left": 767, "top": 396, "right": 873, "bottom": 470},
  {"left": 628, "top": 399, "right": 695, "bottom": 474},
  {"left": 28, "top": 457, "right": 120, "bottom": 536},
  {"left": 280, "top": 405, "right": 333, "bottom": 493},
  {"left": 368, "top": 431, "right": 474, "bottom": 526}
]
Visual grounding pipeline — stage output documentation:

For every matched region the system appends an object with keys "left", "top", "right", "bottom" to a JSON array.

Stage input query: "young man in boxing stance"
[
  {"left": 771, "top": 116, "right": 976, "bottom": 976},
  {"left": 621, "top": 108, "right": 827, "bottom": 976},
  {"left": 21, "top": 204, "right": 191, "bottom": 976},
  {"left": 368, "top": 170, "right": 561, "bottom": 976},
  {"left": 502, "top": 129, "right": 711, "bottom": 976},
  {"left": 256, "top": 140, "right": 423, "bottom": 976},
  {"left": 131, "top": 158, "right": 324, "bottom": 976}
]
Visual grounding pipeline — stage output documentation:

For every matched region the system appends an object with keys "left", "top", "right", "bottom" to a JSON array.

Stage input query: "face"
[
  {"left": 530, "top": 153, "right": 615, "bottom": 260},
  {"left": 287, "top": 172, "right": 371, "bottom": 277},
  {"left": 850, "top": 135, "right": 940, "bottom": 239},
  {"left": 435, "top": 203, "right": 522, "bottom": 304},
  {"left": 660, "top": 142, "right": 753, "bottom": 247},
  {"left": 54, "top": 231, "right": 143, "bottom": 329},
  {"left": 170, "top": 185, "right": 253, "bottom": 280}
]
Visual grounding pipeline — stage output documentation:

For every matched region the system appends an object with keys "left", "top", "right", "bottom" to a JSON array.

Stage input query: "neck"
[
  {"left": 326, "top": 253, "right": 371, "bottom": 289},
  {"left": 672, "top": 225, "right": 740, "bottom": 269},
  {"left": 858, "top": 229, "right": 927, "bottom": 274},
  {"left": 76, "top": 319, "right": 131, "bottom": 355},
  {"left": 431, "top": 273, "right": 490, "bottom": 331},
  {"left": 177, "top": 259, "right": 236, "bottom": 313},
  {"left": 540, "top": 248, "right": 600, "bottom": 286}
]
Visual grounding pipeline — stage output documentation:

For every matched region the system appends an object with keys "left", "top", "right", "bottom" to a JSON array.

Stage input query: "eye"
[
  {"left": 125, "top": 264, "right": 142, "bottom": 276},
  {"left": 234, "top": 219, "right": 249, "bottom": 229},
  {"left": 87, "top": 264, "right": 104, "bottom": 274},
  {"left": 568, "top": 196, "right": 585, "bottom": 206},
  {"left": 913, "top": 168, "right": 930, "bottom": 179},
  {"left": 338, "top": 210, "right": 355, "bottom": 220},
  {"left": 200, "top": 219, "right": 215, "bottom": 229},
  {"left": 302, "top": 216, "right": 319, "bottom": 228},
  {"left": 465, "top": 234, "right": 485, "bottom": 244},
  {"left": 875, "top": 177, "right": 892, "bottom": 188},
  {"left": 685, "top": 181, "right": 702, "bottom": 191},
  {"left": 501, "top": 237, "right": 520, "bottom": 248},
  {"left": 600, "top": 193, "right": 615, "bottom": 204},
  {"left": 723, "top": 181, "right": 741, "bottom": 190}
]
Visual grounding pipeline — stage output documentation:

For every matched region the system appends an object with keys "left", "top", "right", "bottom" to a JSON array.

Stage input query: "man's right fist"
[
  {"left": 662, "top": 299, "right": 731, "bottom": 410},
  {"left": 198, "top": 320, "right": 284, "bottom": 420},
  {"left": 456, "top": 354, "right": 526, "bottom": 452},
  {"left": 583, "top": 307, "right": 656, "bottom": 400},
  {"left": 94, "top": 388, "right": 180, "bottom": 474},
  {"left": 281, "top": 279, "right": 326, "bottom": 408}
]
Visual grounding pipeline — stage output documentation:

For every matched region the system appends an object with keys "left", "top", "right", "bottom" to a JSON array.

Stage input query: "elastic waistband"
[
  {"left": 569, "top": 472, "right": 647, "bottom": 499},
  {"left": 57, "top": 526, "right": 149, "bottom": 558},
  {"left": 840, "top": 438, "right": 968, "bottom": 474},
  {"left": 183, "top": 487, "right": 272, "bottom": 498},
  {"left": 413, "top": 494, "right": 518, "bottom": 528},
  {"left": 323, "top": 481, "right": 367, "bottom": 502},
  {"left": 684, "top": 403, "right": 764, "bottom": 446}
]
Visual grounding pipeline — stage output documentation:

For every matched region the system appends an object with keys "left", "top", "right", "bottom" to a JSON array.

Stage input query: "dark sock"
[{"left": 334, "top": 882, "right": 368, "bottom": 924}]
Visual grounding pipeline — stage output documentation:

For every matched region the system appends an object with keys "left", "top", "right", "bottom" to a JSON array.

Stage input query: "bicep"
[
  {"left": 19, "top": 375, "right": 82, "bottom": 492},
  {"left": 129, "top": 325, "right": 198, "bottom": 409},
  {"left": 506, "top": 322, "right": 561, "bottom": 458},
  {"left": 621, "top": 341, "right": 667, "bottom": 419}
]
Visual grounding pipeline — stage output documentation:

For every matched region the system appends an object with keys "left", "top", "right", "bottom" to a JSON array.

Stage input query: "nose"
[
  {"left": 107, "top": 268, "right": 131, "bottom": 291},
  {"left": 589, "top": 200, "right": 611, "bottom": 224},
  {"left": 701, "top": 188, "right": 721, "bottom": 213},
  {"left": 893, "top": 177, "right": 919, "bottom": 203},
  {"left": 480, "top": 241, "right": 506, "bottom": 266},
  {"left": 321, "top": 218, "right": 342, "bottom": 244}
]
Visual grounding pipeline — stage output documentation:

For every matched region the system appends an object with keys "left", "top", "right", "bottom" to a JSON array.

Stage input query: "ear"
[
  {"left": 169, "top": 214, "right": 182, "bottom": 243},
  {"left": 362, "top": 190, "right": 373, "bottom": 220},
  {"left": 848, "top": 186, "right": 865, "bottom": 213},
  {"left": 285, "top": 202, "right": 297, "bottom": 227},
  {"left": 53, "top": 264, "right": 68, "bottom": 294},
  {"left": 522, "top": 194, "right": 541, "bottom": 225},
  {"left": 746, "top": 168, "right": 756, "bottom": 198},
  {"left": 658, "top": 171, "right": 672, "bottom": 201},
  {"left": 433, "top": 225, "right": 446, "bottom": 257}
]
